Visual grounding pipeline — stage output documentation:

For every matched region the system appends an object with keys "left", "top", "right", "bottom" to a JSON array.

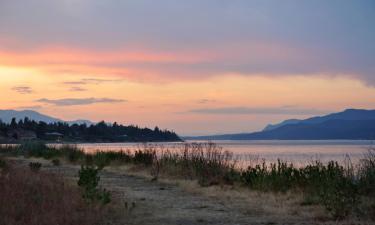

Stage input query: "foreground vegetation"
[
  {"left": 0, "top": 157, "right": 110, "bottom": 225},
  {"left": 0, "top": 142, "right": 374, "bottom": 221}
]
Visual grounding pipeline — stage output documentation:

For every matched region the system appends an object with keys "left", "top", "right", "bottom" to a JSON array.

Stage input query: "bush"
[
  {"left": 78, "top": 166, "right": 100, "bottom": 200},
  {"left": 241, "top": 160, "right": 301, "bottom": 192},
  {"left": 77, "top": 165, "right": 111, "bottom": 205},
  {"left": 318, "top": 178, "right": 358, "bottom": 219},
  {"left": 240, "top": 159, "right": 359, "bottom": 219},
  {"left": 29, "top": 162, "right": 42, "bottom": 172},
  {"left": 314, "top": 161, "right": 358, "bottom": 219}
]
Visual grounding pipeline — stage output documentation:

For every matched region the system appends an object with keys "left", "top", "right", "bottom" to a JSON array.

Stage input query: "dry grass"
[
  {"left": 106, "top": 164, "right": 319, "bottom": 219},
  {"left": 2, "top": 143, "right": 374, "bottom": 223},
  {"left": 0, "top": 160, "right": 108, "bottom": 225},
  {"left": 107, "top": 163, "right": 374, "bottom": 224}
]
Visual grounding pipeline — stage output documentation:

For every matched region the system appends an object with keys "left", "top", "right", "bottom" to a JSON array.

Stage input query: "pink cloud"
[{"left": 0, "top": 40, "right": 369, "bottom": 84}]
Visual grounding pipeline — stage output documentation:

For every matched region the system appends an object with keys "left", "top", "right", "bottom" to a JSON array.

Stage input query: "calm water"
[{"left": 73, "top": 140, "right": 374, "bottom": 167}]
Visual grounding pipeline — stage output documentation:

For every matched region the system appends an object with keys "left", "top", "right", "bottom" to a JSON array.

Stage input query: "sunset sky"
[{"left": 0, "top": 0, "right": 374, "bottom": 135}]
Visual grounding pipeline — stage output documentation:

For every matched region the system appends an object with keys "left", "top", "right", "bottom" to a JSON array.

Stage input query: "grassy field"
[
  {"left": 0, "top": 142, "right": 374, "bottom": 223},
  {"left": 0, "top": 158, "right": 112, "bottom": 225}
]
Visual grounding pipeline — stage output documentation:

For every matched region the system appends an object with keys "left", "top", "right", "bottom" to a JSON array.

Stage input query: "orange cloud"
[
  {"left": 0, "top": 41, "right": 369, "bottom": 85},
  {"left": 0, "top": 45, "right": 219, "bottom": 82}
]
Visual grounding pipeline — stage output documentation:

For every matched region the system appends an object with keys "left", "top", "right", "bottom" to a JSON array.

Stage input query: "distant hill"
[
  {"left": 186, "top": 109, "right": 375, "bottom": 140},
  {"left": 0, "top": 110, "right": 94, "bottom": 125},
  {"left": 264, "top": 109, "right": 375, "bottom": 131}
]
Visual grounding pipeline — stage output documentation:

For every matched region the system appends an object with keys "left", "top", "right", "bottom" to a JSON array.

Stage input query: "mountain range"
[
  {"left": 0, "top": 110, "right": 94, "bottom": 125},
  {"left": 186, "top": 109, "right": 375, "bottom": 140},
  {"left": 2, "top": 109, "right": 375, "bottom": 140}
]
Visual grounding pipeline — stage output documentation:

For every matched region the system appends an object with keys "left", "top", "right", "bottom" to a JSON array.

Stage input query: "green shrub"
[
  {"left": 240, "top": 160, "right": 301, "bottom": 192},
  {"left": 77, "top": 165, "right": 111, "bottom": 205},
  {"left": 29, "top": 162, "right": 42, "bottom": 172},
  {"left": 315, "top": 161, "right": 358, "bottom": 219},
  {"left": 318, "top": 177, "right": 358, "bottom": 219},
  {"left": 240, "top": 159, "right": 360, "bottom": 219},
  {"left": 78, "top": 166, "right": 99, "bottom": 200}
]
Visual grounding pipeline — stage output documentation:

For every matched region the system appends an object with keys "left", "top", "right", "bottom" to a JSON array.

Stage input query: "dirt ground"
[{"left": 6, "top": 157, "right": 370, "bottom": 225}]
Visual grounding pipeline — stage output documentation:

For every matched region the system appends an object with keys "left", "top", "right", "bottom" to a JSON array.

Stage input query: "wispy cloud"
[
  {"left": 187, "top": 106, "right": 328, "bottom": 115},
  {"left": 81, "top": 78, "right": 124, "bottom": 84},
  {"left": 69, "top": 87, "right": 87, "bottom": 92},
  {"left": 63, "top": 81, "right": 86, "bottom": 85},
  {"left": 63, "top": 78, "right": 124, "bottom": 86},
  {"left": 197, "top": 99, "right": 216, "bottom": 104},
  {"left": 36, "top": 98, "right": 126, "bottom": 106},
  {"left": 12, "top": 86, "right": 33, "bottom": 94}
]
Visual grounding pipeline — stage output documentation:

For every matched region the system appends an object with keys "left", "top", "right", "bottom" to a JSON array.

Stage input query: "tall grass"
[
  {"left": 0, "top": 160, "right": 106, "bottom": 225},
  {"left": 357, "top": 149, "right": 375, "bottom": 219},
  {"left": 358, "top": 149, "right": 375, "bottom": 195},
  {"left": 152, "top": 143, "right": 237, "bottom": 186},
  {"left": 241, "top": 159, "right": 359, "bottom": 218},
  {"left": 1, "top": 141, "right": 374, "bottom": 219}
]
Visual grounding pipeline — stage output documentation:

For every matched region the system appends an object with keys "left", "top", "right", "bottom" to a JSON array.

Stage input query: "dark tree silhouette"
[{"left": 0, "top": 118, "right": 181, "bottom": 142}]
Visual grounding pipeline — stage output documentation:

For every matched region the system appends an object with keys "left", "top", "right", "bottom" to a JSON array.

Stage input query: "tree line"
[{"left": 0, "top": 117, "right": 181, "bottom": 142}]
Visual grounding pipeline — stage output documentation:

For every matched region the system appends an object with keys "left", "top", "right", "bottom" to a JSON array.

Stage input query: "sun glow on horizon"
[{"left": 1, "top": 60, "right": 375, "bottom": 135}]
